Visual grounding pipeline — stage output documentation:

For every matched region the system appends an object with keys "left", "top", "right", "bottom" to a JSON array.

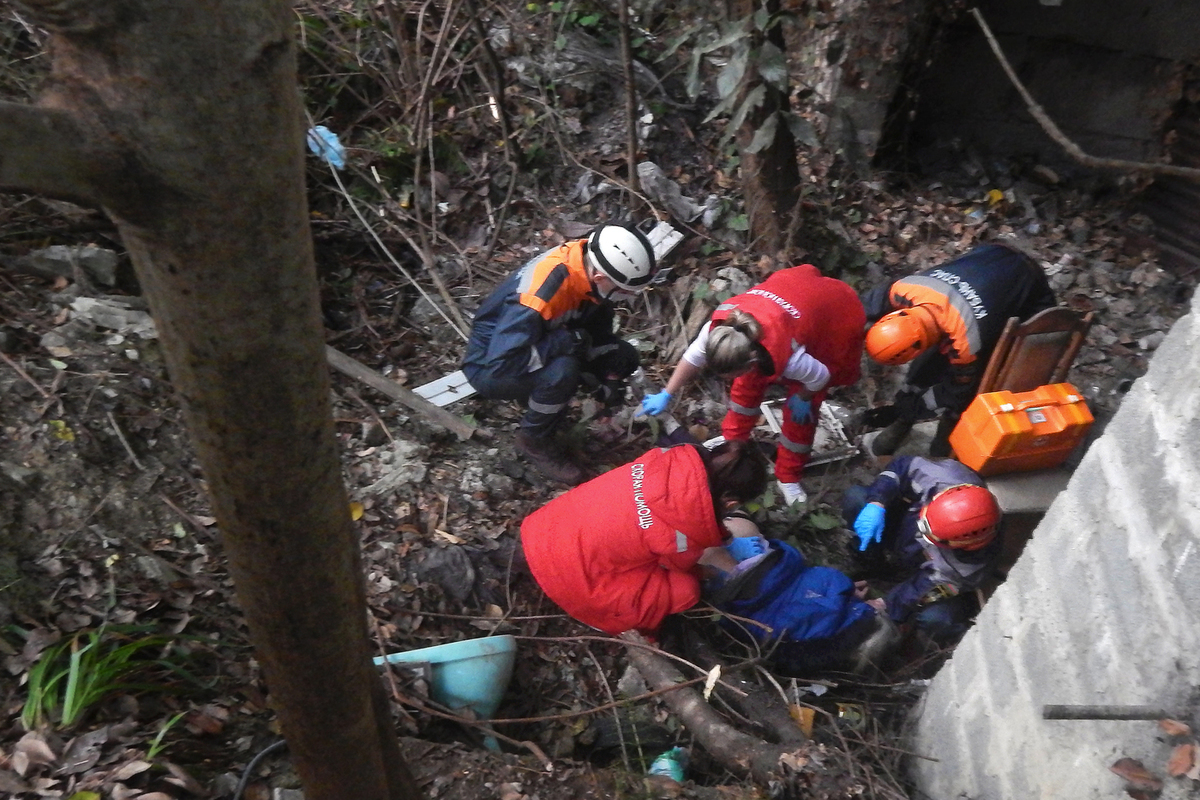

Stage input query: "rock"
[
  {"left": 637, "top": 162, "right": 707, "bottom": 223},
  {"left": 714, "top": 267, "right": 753, "bottom": 297},
  {"left": 362, "top": 439, "right": 429, "bottom": 499},
  {"left": 409, "top": 545, "right": 475, "bottom": 603},
  {"left": 1138, "top": 331, "right": 1166, "bottom": 350},
  {"left": 70, "top": 297, "right": 157, "bottom": 338},
  {"left": 12, "top": 244, "right": 120, "bottom": 286}
]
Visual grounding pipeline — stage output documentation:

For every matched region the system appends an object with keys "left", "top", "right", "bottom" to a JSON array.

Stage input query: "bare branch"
[
  {"left": 972, "top": 7, "right": 1200, "bottom": 182},
  {"left": 619, "top": 0, "right": 640, "bottom": 198}
]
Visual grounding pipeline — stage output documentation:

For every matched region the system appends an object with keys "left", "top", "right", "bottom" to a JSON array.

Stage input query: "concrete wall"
[{"left": 908, "top": 293, "right": 1200, "bottom": 797}]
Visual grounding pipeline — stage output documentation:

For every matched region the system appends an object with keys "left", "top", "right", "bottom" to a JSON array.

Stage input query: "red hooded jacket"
[
  {"left": 521, "top": 445, "right": 723, "bottom": 636},
  {"left": 712, "top": 265, "right": 865, "bottom": 441}
]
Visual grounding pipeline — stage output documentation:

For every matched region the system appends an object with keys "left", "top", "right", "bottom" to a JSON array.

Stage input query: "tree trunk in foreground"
[{"left": 0, "top": 2, "right": 419, "bottom": 798}]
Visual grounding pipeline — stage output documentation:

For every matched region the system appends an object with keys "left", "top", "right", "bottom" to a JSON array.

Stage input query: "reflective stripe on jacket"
[{"left": 887, "top": 243, "right": 1056, "bottom": 365}]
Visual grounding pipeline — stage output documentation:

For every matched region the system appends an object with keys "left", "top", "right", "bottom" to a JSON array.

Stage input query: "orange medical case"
[{"left": 949, "top": 383, "right": 1094, "bottom": 476}]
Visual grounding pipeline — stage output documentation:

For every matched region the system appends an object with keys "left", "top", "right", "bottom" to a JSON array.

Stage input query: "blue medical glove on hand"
[
  {"left": 641, "top": 390, "right": 672, "bottom": 416},
  {"left": 786, "top": 394, "right": 816, "bottom": 424},
  {"left": 854, "top": 503, "right": 886, "bottom": 551},
  {"left": 725, "top": 534, "right": 767, "bottom": 562}
]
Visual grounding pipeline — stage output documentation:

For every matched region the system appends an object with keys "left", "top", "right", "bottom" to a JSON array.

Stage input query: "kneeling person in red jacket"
[{"left": 520, "top": 440, "right": 768, "bottom": 637}]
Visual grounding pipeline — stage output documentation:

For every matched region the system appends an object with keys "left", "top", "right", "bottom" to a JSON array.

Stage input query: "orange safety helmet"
[
  {"left": 918, "top": 484, "right": 1001, "bottom": 550},
  {"left": 865, "top": 306, "right": 940, "bottom": 365}
]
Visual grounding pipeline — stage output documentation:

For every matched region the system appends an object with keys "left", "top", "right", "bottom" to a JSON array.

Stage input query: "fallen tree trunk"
[
  {"left": 620, "top": 631, "right": 807, "bottom": 784},
  {"left": 678, "top": 625, "right": 807, "bottom": 747}
]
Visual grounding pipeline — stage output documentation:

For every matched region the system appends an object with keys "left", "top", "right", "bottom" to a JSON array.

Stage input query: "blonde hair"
[{"left": 707, "top": 310, "right": 762, "bottom": 375}]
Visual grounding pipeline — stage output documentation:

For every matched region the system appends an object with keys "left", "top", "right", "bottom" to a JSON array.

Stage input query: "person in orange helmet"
[
  {"left": 862, "top": 242, "right": 1056, "bottom": 455},
  {"left": 841, "top": 455, "right": 1002, "bottom": 644}
]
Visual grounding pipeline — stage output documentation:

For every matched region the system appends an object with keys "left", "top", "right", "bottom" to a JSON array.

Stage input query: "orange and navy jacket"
[
  {"left": 464, "top": 240, "right": 611, "bottom": 377},
  {"left": 521, "top": 445, "right": 723, "bottom": 636},
  {"left": 874, "top": 243, "right": 1056, "bottom": 366},
  {"left": 711, "top": 265, "right": 865, "bottom": 437}
]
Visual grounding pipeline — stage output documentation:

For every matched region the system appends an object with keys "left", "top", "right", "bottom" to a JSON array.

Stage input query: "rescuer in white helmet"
[{"left": 463, "top": 224, "right": 658, "bottom": 485}]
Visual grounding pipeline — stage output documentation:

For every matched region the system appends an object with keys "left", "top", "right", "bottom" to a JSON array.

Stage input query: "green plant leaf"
[
  {"left": 806, "top": 511, "right": 843, "bottom": 530},
  {"left": 147, "top": 710, "right": 187, "bottom": 760},
  {"left": 744, "top": 113, "right": 778, "bottom": 154},
  {"left": 784, "top": 112, "right": 820, "bottom": 148},
  {"left": 686, "top": 49, "right": 704, "bottom": 101},
  {"left": 720, "top": 84, "right": 765, "bottom": 139},
  {"left": 727, "top": 214, "right": 750, "bottom": 232},
  {"left": 753, "top": 8, "right": 770, "bottom": 31},
  {"left": 756, "top": 41, "right": 788, "bottom": 91},
  {"left": 715, "top": 47, "right": 748, "bottom": 100},
  {"left": 21, "top": 626, "right": 196, "bottom": 731},
  {"left": 695, "top": 21, "right": 751, "bottom": 56}
]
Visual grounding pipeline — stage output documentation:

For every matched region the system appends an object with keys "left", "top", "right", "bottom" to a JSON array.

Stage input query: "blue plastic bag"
[{"left": 306, "top": 125, "right": 345, "bottom": 170}]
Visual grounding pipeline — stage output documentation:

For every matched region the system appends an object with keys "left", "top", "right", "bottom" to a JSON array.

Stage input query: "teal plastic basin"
[{"left": 374, "top": 635, "right": 516, "bottom": 720}]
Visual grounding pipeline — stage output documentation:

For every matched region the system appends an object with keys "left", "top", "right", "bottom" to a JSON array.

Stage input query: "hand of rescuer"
[
  {"left": 640, "top": 390, "right": 672, "bottom": 416},
  {"left": 785, "top": 392, "right": 816, "bottom": 424},
  {"left": 854, "top": 502, "right": 886, "bottom": 551},
  {"left": 725, "top": 534, "right": 767, "bottom": 562}
]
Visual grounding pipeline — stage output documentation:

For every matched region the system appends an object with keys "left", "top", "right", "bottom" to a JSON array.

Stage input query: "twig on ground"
[
  {"left": 0, "top": 350, "right": 49, "bottom": 398},
  {"left": 158, "top": 493, "right": 213, "bottom": 538},
  {"left": 586, "top": 643, "right": 633, "bottom": 772},
  {"left": 347, "top": 389, "right": 396, "bottom": 444},
  {"left": 105, "top": 410, "right": 144, "bottom": 470},
  {"left": 618, "top": 0, "right": 640, "bottom": 200},
  {"left": 324, "top": 345, "right": 483, "bottom": 441}
]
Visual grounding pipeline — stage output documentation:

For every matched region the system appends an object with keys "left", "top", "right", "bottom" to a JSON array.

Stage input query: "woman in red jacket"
[
  {"left": 640, "top": 265, "right": 865, "bottom": 506},
  {"left": 520, "top": 440, "right": 768, "bottom": 637}
]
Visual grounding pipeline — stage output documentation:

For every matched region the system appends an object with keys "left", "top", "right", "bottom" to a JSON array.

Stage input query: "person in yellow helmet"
[{"left": 862, "top": 242, "right": 1056, "bottom": 455}]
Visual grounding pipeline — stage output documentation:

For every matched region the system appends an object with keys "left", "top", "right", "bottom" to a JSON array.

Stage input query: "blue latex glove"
[
  {"left": 854, "top": 503, "right": 886, "bottom": 551},
  {"left": 725, "top": 535, "right": 767, "bottom": 562},
  {"left": 786, "top": 393, "right": 816, "bottom": 424},
  {"left": 641, "top": 390, "right": 672, "bottom": 416}
]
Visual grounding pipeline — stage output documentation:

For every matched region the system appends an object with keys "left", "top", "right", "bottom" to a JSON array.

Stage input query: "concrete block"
[{"left": 984, "top": 468, "right": 1071, "bottom": 513}]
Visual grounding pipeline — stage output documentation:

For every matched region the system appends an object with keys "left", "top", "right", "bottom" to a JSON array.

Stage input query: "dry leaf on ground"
[
  {"left": 1159, "top": 718, "right": 1191, "bottom": 736},
  {"left": 1167, "top": 743, "right": 1196, "bottom": 778},
  {"left": 1110, "top": 756, "right": 1163, "bottom": 792}
]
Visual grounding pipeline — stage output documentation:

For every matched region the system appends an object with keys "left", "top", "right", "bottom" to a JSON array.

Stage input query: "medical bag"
[{"left": 949, "top": 383, "right": 1094, "bottom": 476}]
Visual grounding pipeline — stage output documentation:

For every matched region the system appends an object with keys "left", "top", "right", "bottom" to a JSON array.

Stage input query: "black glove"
[
  {"left": 543, "top": 328, "right": 592, "bottom": 361},
  {"left": 861, "top": 405, "right": 899, "bottom": 428},
  {"left": 568, "top": 329, "right": 592, "bottom": 359},
  {"left": 592, "top": 378, "right": 627, "bottom": 410}
]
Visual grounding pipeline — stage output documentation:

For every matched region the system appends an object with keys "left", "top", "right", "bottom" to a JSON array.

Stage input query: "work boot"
[
  {"left": 515, "top": 429, "right": 586, "bottom": 485},
  {"left": 870, "top": 419, "right": 914, "bottom": 456},
  {"left": 928, "top": 415, "right": 957, "bottom": 458}
]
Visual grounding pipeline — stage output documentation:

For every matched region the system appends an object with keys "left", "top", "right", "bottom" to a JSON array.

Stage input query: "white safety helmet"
[{"left": 585, "top": 225, "right": 657, "bottom": 291}]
